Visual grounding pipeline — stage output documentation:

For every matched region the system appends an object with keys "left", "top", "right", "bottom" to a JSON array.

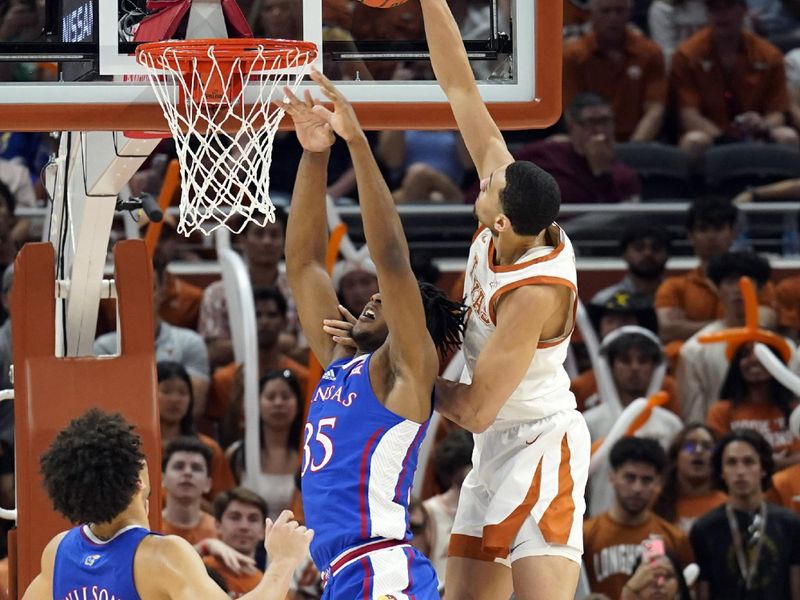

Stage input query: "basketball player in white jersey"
[{"left": 418, "top": 1, "right": 592, "bottom": 598}]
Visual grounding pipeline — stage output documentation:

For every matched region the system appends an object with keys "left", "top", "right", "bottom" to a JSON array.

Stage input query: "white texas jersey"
[{"left": 462, "top": 224, "right": 577, "bottom": 422}]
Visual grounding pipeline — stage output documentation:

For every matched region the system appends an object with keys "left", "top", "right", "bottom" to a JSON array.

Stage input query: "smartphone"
[{"left": 641, "top": 537, "right": 665, "bottom": 563}]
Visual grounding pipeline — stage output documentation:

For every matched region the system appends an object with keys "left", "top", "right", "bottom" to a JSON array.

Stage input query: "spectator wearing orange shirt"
[
  {"left": 654, "top": 424, "right": 727, "bottom": 534},
  {"left": 161, "top": 437, "right": 259, "bottom": 577},
  {"left": 204, "top": 488, "right": 271, "bottom": 599},
  {"left": 655, "top": 197, "right": 775, "bottom": 343},
  {"left": 563, "top": 0, "right": 667, "bottom": 142},
  {"left": 161, "top": 437, "right": 217, "bottom": 544},
  {"left": 583, "top": 437, "right": 694, "bottom": 599},
  {"left": 670, "top": 0, "right": 798, "bottom": 161},
  {"left": 707, "top": 343, "right": 800, "bottom": 468}
]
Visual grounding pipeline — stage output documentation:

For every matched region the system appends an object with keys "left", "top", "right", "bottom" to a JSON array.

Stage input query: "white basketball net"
[{"left": 137, "top": 41, "right": 315, "bottom": 236}]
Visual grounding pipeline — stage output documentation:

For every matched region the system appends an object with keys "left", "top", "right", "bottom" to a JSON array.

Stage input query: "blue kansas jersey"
[
  {"left": 302, "top": 353, "right": 430, "bottom": 569},
  {"left": 53, "top": 525, "right": 150, "bottom": 600}
]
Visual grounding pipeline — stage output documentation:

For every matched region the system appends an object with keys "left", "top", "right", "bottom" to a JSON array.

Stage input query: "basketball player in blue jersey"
[
  {"left": 22, "top": 409, "right": 312, "bottom": 600},
  {"left": 416, "top": 1, "right": 593, "bottom": 599},
  {"left": 282, "top": 71, "right": 466, "bottom": 599}
]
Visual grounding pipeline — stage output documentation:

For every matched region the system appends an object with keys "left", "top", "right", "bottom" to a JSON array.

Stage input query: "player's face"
[
  {"left": 163, "top": 451, "right": 211, "bottom": 501},
  {"left": 721, "top": 441, "right": 764, "bottom": 499},
  {"left": 217, "top": 500, "right": 265, "bottom": 555},
  {"left": 158, "top": 376, "right": 192, "bottom": 427},
  {"left": 474, "top": 166, "right": 507, "bottom": 235},
  {"left": 351, "top": 292, "right": 389, "bottom": 353},
  {"left": 610, "top": 461, "right": 661, "bottom": 516},
  {"left": 259, "top": 377, "right": 299, "bottom": 428},
  {"left": 676, "top": 427, "right": 715, "bottom": 482},
  {"left": 138, "top": 463, "right": 151, "bottom": 516}
]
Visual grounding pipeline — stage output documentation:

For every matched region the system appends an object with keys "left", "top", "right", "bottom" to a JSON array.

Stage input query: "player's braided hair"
[
  {"left": 40, "top": 409, "right": 145, "bottom": 524},
  {"left": 419, "top": 281, "right": 467, "bottom": 356}
]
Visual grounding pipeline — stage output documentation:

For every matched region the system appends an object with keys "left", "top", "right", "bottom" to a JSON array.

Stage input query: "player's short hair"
[
  {"left": 212, "top": 486, "right": 269, "bottom": 522},
  {"left": 500, "top": 161, "right": 561, "bottom": 236},
  {"left": 162, "top": 436, "right": 212, "bottom": 475},
  {"left": 712, "top": 429, "right": 774, "bottom": 492},
  {"left": 707, "top": 251, "right": 771, "bottom": 287},
  {"left": 432, "top": 429, "right": 474, "bottom": 490},
  {"left": 40, "top": 409, "right": 145, "bottom": 524},
  {"left": 686, "top": 196, "right": 737, "bottom": 231},
  {"left": 609, "top": 437, "right": 666, "bottom": 474},
  {"left": 419, "top": 281, "right": 467, "bottom": 356},
  {"left": 253, "top": 286, "right": 288, "bottom": 317}
]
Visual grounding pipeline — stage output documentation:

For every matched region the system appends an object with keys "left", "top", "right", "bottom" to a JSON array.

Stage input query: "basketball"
[{"left": 356, "top": 0, "right": 409, "bottom": 7}]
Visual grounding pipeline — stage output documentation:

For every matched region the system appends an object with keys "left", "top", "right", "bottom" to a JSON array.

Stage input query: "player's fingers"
[
  {"left": 303, "top": 88, "right": 314, "bottom": 107},
  {"left": 275, "top": 510, "right": 294, "bottom": 526},
  {"left": 281, "top": 86, "right": 301, "bottom": 108},
  {"left": 311, "top": 104, "right": 335, "bottom": 124},
  {"left": 337, "top": 304, "right": 357, "bottom": 323}
]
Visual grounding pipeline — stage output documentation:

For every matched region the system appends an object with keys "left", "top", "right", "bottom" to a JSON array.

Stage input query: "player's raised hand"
[
  {"left": 264, "top": 510, "right": 314, "bottom": 567},
  {"left": 308, "top": 68, "right": 364, "bottom": 143},
  {"left": 282, "top": 86, "right": 335, "bottom": 153}
]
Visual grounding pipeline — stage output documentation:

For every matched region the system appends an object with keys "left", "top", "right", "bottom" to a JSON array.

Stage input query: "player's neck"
[
  {"left": 609, "top": 503, "right": 650, "bottom": 527},
  {"left": 89, "top": 511, "right": 148, "bottom": 540},
  {"left": 163, "top": 498, "right": 202, "bottom": 527},
  {"left": 495, "top": 228, "right": 549, "bottom": 265}
]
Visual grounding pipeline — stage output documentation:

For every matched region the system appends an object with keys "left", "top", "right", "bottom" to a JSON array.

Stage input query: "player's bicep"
[
  {"left": 287, "top": 263, "right": 342, "bottom": 367},
  {"left": 21, "top": 575, "right": 51, "bottom": 599},
  {"left": 447, "top": 88, "right": 514, "bottom": 178},
  {"left": 471, "top": 287, "right": 559, "bottom": 423}
]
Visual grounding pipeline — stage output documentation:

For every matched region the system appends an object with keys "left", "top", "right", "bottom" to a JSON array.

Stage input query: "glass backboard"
[{"left": 0, "top": 0, "right": 561, "bottom": 131}]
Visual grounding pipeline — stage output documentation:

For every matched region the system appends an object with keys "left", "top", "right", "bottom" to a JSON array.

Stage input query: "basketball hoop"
[{"left": 135, "top": 38, "right": 318, "bottom": 236}]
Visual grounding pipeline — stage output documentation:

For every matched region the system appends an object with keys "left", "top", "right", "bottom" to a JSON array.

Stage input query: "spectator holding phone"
[{"left": 621, "top": 549, "right": 692, "bottom": 600}]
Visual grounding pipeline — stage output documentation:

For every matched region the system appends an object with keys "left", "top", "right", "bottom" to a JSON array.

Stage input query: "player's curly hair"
[
  {"left": 40, "top": 409, "right": 146, "bottom": 524},
  {"left": 419, "top": 282, "right": 467, "bottom": 356}
]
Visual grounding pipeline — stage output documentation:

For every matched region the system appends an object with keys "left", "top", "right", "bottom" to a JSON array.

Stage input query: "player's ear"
[{"left": 495, "top": 213, "right": 512, "bottom": 233}]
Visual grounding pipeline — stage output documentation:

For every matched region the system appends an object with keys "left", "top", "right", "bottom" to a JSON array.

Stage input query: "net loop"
[{"left": 136, "top": 38, "right": 318, "bottom": 236}]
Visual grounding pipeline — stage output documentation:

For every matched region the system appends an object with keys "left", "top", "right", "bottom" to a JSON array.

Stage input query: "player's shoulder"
[{"left": 137, "top": 533, "right": 198, "bottom": 569}]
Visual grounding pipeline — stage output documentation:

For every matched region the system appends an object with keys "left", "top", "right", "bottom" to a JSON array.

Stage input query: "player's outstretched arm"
[
  {"left": 283, "top": 88, "right": 346, "bottom": 367},
  {"left": 309, "top": 69, "right": 438, "bottom": 405},
  {"left": 419, "top": 0, "right": 513, "bottom": 179},
  {"left": 436, "top": 285, "right": 563, "bottom": 432}
]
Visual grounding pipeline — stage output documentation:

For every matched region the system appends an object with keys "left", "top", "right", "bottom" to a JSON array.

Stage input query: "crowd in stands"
[{"left": 5, "top": 0, "right": 800, "bottom": 599}]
